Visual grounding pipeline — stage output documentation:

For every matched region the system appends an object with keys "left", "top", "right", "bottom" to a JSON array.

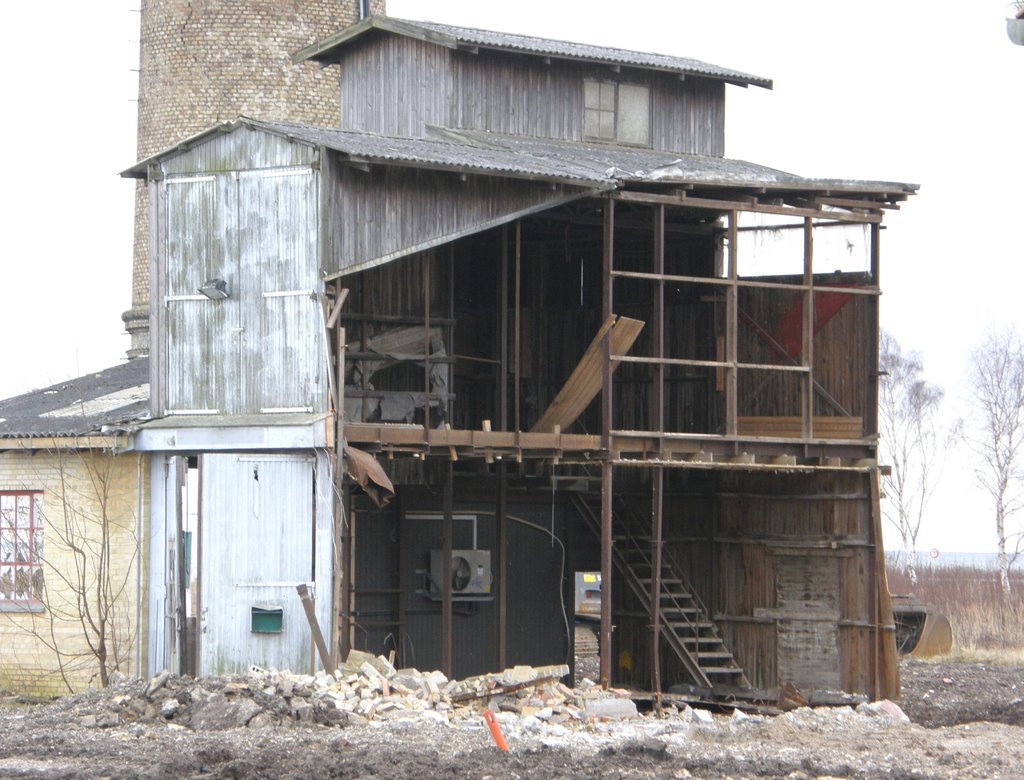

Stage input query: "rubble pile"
[
  {"left": 72, "top": 651, "right": 648, "bottom": 732},
  {"left": 61, "top": 650, "right": 913, "bottom": 743}
]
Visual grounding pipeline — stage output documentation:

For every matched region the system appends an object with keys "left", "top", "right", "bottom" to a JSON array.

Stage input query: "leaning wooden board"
[{"left": 531, "top": 315, "right": 645, "bottom": 433}]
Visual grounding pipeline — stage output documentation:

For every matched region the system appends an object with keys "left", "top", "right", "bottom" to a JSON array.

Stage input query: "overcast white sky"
[{"left": 0, "top": 1, "right": 1021, "bottom": 554}]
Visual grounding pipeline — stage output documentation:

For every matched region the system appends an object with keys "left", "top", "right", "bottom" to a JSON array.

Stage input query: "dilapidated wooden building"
[{"left": 127, "top": 15, "right": 914, "bottom": 701}]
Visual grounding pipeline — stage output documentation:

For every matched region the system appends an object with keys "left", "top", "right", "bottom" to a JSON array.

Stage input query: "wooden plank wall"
[
  {"left": 707, "top": 470, "right": 875, "bottom": 694},
  {"left": 337, "top": 35, "right": 454, "bottom": 137},
  {"left": 336, "top": 35, "right": 726, "bottom": 156},
  {"left": 737, "top": 274, "right": 874, "bottom": 424},
  {"left": 321, "top": 153, "right": 583, "bottom": 276}
]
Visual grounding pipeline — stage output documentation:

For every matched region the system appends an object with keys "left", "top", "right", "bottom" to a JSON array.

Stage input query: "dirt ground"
[{"left": 0, "top": 659, "right": 1021, "bottom": 779}]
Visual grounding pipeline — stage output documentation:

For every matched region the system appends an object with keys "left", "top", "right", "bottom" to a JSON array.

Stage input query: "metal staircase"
[{"left": 571, "top": 493, "right": 749, "bottom": 691}]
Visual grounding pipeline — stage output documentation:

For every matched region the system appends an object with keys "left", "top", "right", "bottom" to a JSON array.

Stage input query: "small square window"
[{"left": 583, "top": 79, "right": 650, "bottom": 146}]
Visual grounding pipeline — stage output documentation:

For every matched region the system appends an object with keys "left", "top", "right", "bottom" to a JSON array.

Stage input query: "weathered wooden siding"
[
  {"left": 703, "top": 471, "right": 876, "bottom": 694},
  {"left": 165, "top": 175, "right": 236, "bottom": 413},
  {"left": 335, "top": 36, "right": 726, "bottom": 155},
  {"left": 321, "top": 152, "right": 588, "bottom": 276},
  {"left": 158, "top": 126, "right": 316, "bottom": 175},
  {"left": 338, "top": 35, "right": 454, "bottom": 137},
  {"left": 737, "top": 274, "right": 875, "bottom": 426},
  {"left": 158, "top": 130, "right": 325, "bottom": 416}
]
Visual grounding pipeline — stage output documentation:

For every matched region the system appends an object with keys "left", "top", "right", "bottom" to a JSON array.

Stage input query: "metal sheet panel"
[{"left": 199, "top": 454, "right": 315, "bottom": 675}]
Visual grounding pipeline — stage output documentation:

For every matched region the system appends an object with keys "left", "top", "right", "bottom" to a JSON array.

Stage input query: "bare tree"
[
  {"left": 878, "top": 331, "right": 944, "bottom": 586},
  {"left": 967, "top": 327, "right": 1024, "bottom": 595},
  {"left": 3, "top": 446, "right": 138, "bottom": 692}
]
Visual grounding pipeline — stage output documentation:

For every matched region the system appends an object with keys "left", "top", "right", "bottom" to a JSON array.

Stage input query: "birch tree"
[
  {"left": 878, "top": 331, "right": 943, "bottom": 586},
  {"left": 967, "top": 327, "right": 1024, "bottom": 595}
]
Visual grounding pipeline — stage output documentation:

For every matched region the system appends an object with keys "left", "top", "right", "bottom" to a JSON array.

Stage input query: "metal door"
[{"left": 199, "top": 453, "right": 315, "bottom": 675}]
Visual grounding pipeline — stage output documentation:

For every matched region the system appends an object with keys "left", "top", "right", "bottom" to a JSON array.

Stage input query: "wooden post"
[
  {"left": 802, "top": 217, "right": 814, "bottom": 439},
  {"left": 340, "top": 487, "right": 353, "bottom": 660},
  {"left": 296, "top": 584, "right": 332, "bottom": 672},
  {"left": 650, "top": 204, "right": 665, "bottom": 708},
  {"left": 600, "top": 197, "right": 615, "bottom": 689},
  {"left": 725, "top": 211, "right": 738, "bottom": 436},
  {"left": 652, "top": 205, "right": 665, "bottom": 440},
  {"left": 602, "top": 198, "right": 615, "bottom": 447},
  {"left": 650, "top": 468, "right": 664, "bottom": 707},
  {"left": 423, "top": 251, "right": 432, "bottom": 435},
  {"left": 499, "top": 226, "right": 509, "bottom": 432},
  {"left": 331, "top": 323, "right": 346, "bottom": 667},
  {"left": 600, "top": 461, "right": 613, "bottom": 688},
  {"left": 496, "top": 462, "right": 508, "bottom": 670},
  {"left": 867, "top": 223, "right": 881, "bottom": 435},
  {"left": 514, "top": 220, "right": 522, "bottom": 435},
  {"left": 442, "top": 461, "right": 454, "bottom": 677}
]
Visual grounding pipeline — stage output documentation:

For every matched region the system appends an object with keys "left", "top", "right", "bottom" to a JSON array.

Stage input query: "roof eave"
[{"left": 291, "top": 15, "right": 772, "bottom": 90}]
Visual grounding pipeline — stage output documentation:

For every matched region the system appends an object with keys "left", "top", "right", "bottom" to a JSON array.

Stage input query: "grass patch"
[{"left": 887, "top": 563, "right": 1024, "bottom": 660}]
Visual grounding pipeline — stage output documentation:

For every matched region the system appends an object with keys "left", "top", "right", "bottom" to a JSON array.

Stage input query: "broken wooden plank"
[{"left": 531, "top": 315, "right": 645, "bottom": 433}]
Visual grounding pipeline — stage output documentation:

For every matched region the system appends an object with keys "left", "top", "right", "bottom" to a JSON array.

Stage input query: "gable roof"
[
  {"left": 292, "top": 15, "right": 772, "bottom": 90},
  {"left": 0, "top": 359, "right": 150, "bottom": 439}
]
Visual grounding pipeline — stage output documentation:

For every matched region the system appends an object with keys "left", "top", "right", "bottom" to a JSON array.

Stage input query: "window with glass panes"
[
  {"left": 0, "top": 492, "right": 43, "bottom": 604},
  {"left": 583, "top": 79, "right": 651, "bottom": 146}
]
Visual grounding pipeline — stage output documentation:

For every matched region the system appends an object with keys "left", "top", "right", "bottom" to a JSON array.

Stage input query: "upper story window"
[
  {"left": 0, "top": 491, "right": 44, "bottom": 609},
  {"left": 584, "top": 79, "right": 651, "bottom": 146}
]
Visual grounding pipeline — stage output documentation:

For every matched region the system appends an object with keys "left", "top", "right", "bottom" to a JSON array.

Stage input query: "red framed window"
[{"left": 0, "top": 491, "right": 44, "bottom": 604}]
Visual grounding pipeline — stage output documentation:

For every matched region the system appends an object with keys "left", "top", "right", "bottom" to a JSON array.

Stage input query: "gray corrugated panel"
[
  {"left": 123, "top": 118, "right": 613, "bottom": 185},
  {"left": 295, "top": 15, "right": 772, "bottom": 90},
  {"left": 444, "top": 130, "right": 920, "bottom": 196},
  {"left": 0, "top": 359, "right": 150, "bottom": 438},
  {"left": 200, "top": 453, "right": 318, "bottom": 675},
  {"left": 254, "top": 121, "right": 611, "bottom": 184},
  {"left": 127, "top": 119, "right": 916, "bottom": 197}
]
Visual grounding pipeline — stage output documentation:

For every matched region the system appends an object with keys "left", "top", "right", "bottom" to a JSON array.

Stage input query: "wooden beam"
[
  {"left": 423, "top": 251, "right": 432, "bottom": 437},
  {"left": 615, "top": 355, "right": 808, "bottom": 372},
  {"left": 802, "top": 217, "right": 814, "bottom": 439},
  {"left": 531, "top": 316, "right": 644, "bottom": 432},
  {"left": 602, "top": 198, "right": 614, "bottom": 448},
  {"left": 600, "top": 461, "right": 613, "bottom": 688},
  {"left": 326, "top": 287, "right": 350, "bottom": 330},
  {"left": 725, "top": 211, "right": 738, "bottom": 437},
  {"left": 867, "top": 222, "right": 882, "bottom": 435},
  {"left": 442, "top": 463, "right": 453, "bottom": 678},
  {"left": 340, "top": 487, "right": 353, "bottom": 660},
  {"left": 815, "top": 196, "right": 900, "bottom": 211},
  {"left": 496, "top": 464, "right": 508, "bottom": 671},
  {"left": 514, "top": 220, "right": 521, "bottom": 434},
  {"left": 614, "top": 190, "right": 884, "bottom": 224},
  {"left": 650, "top": 466, "right": 664, "bottom": 707},
  {"left": 499, "top": 227, "right": 509, "bottom": 432}
]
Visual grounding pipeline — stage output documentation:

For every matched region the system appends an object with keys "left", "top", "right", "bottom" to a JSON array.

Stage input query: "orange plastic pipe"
[{"left": 483, "top": 709, "right": 510, "bottom": 752}]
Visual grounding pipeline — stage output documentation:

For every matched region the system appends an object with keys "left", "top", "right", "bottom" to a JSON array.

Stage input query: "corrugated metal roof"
[
  {"left": 125, "top": 119, "right": 918, "bottom": 198},
  {"left": 0, "top": 359, "right": 150, "bottom": 439},
  {"left": 122, "top": 119, "right": 613, "bottom": 186},
  {"left": 440, "top": 129, "right": 919, "bottom": 196},
  {"left": 293, "top": 15, "right": 772, "bottom": 90}
]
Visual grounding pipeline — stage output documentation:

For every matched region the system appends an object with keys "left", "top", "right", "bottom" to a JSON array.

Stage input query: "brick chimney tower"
[{"left": 124, "top": 0, "right": 386, "bottom": 358}]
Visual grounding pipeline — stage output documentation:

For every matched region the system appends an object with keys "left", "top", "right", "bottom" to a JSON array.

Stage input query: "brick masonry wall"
[
  {"left": 0, "top": 450, "right": 148, "bottom": 697},
  {"left": 125, "top": 0, "right": 386, "bottom": 357}
]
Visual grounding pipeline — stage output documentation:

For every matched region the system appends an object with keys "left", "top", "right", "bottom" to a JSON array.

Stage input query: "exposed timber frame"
[{"left": 325, "top": 181, "right": 901, "bottom": 702}]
